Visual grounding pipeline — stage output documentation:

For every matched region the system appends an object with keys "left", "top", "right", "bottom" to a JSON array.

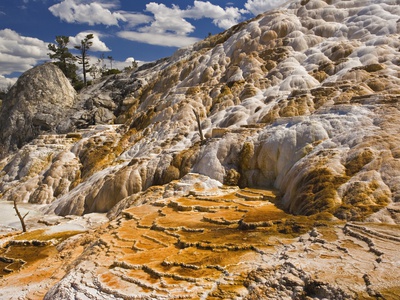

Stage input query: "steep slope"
[{"left": 2, "top": 0, "right": 400, "bottom": 221}]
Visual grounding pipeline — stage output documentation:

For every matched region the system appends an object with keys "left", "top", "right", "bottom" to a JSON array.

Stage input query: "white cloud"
[
  {"left": 117, "top": 31, "right": 200, "bottom": 47},
  {"left": 117, "top": 1, "right": 245, "bottom": 49},
  {"left": 0, "top": 29, "right": 48, "bottom": 59},
  {"left": 81, "top": 0, "right": 121, "bottom": 10},
  {"left": 49, "top": 0, "right": 125, "bottom": 26},
  {"left": 142, "top": 3, "right": 195, "bottom": 35},
  {"left": 0, "top": 52, "right": 38, "bottom": 70},
  {"left": 0, "top": 76, "right": 18, "bottom": 91},
  {"left": 47, "top": 1, "right": 263, "bottom": 50},
  {"left": 139, "top": 1, "right": 244, "bottom": 33},
  {"left": 114, "top": 57, "right": 138, "bottom": 70},
  {"left": 0, "top": 29, "right": 48, "bottom": 88},
  {"left": 116, "top": 2, "right": 199, "bottom": 48},
  {"left": 184, "top": 1, "right": 244, "bottom": 29},
  {"left": 119, "top": 12, "right": 153, "bottom": 29},
  {"left": 244, "top": 0, "right": 282, "bottom": 15},
  {"left": 69, "top": 32, "right": 111, "bottom": 52},
  {"left": 124, "top": 57, "right": 135, "bottom": 63}
]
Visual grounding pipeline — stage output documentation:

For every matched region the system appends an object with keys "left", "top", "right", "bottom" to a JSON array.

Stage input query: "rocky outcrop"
[
  {"left": 0, "top": 63, "right": 77, "bottom": 158},
  {"left": 0, "top": 63, "right": 133, "bottom": 161}
]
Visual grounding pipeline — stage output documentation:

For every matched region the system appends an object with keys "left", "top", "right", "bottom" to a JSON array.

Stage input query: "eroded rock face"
[{"left": 0, "top": 63, "right": 77, "bottom": 158}]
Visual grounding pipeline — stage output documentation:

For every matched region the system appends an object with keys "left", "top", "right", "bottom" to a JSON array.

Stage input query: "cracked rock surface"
[
  {"left": 1, "top": 180, "right": 399, "bottom": 299},
  {"left": 1, "top": 0, "right": 400, "bottom": 220}
]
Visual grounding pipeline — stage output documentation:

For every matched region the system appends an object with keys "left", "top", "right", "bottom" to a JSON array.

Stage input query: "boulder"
[{"left": 0, "top": 63, "right": 77, "bottom": 158}]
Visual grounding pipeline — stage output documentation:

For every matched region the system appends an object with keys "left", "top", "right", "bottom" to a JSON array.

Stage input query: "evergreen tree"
[
  {"left": 107, "top": 55, "right": 114, "bottom": 70},
  {"left": 74, "top": 34, "right": 94, "bottom": 85},
  {"left": 48, "top": 36, "right": 78, "bottom": 82}
]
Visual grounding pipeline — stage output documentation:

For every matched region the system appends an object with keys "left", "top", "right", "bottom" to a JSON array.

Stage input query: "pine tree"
[
  {"left": 74, "top": 34, "right": 94, "bottom": 85},
  {"left": 48, "top": 36, "right": 78, "bottom": 83}
]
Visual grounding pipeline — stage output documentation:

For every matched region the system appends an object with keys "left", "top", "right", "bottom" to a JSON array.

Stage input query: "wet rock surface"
[
  {"left": 1, "top": 183, "right": 399, "bottom": 299},
  {"left": 1, "top": 0, "right": 400, "bottom": 220}
]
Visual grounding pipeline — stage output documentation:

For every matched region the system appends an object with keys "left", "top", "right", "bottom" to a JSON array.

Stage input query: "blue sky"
[{"left": 0, "top": 0, "right": 281, "bottom": 89}]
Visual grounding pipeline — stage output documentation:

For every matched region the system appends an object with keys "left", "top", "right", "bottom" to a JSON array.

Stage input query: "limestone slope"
[{"left": 1, "top": 0, "right": 400, "bottom": 220}]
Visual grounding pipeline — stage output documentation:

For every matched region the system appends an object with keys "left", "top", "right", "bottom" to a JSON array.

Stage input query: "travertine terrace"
[
  {"left": 2, "top": 0, "right": 400, "bottom": 220},
  {"left": 1, "top": 177, "right": 400, "bottom": 299}
]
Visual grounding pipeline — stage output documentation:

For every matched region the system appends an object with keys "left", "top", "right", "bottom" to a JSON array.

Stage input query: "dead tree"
[
  {"left": 193, "top": 109, "right": 205, "bottom": 142},
  {"left": 13, "top": 199, "right": 28, "bottom": 232}
]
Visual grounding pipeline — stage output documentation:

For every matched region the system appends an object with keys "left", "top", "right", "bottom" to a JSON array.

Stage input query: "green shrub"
[{"left": 102, "top": 69, "right": 121, "bottom": 77}]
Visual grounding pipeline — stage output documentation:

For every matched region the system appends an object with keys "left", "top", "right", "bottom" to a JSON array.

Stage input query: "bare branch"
[
  {"left": 13, "top": 199, "right": 28, "bottom": 232},
  {"left": 193, "top": 109, "right": 205, "bottom": 142}
]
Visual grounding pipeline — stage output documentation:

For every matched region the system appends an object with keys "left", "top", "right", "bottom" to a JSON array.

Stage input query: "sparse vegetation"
[
  {"left": 47, "top": 36, "right": 79, "bottom": 85},
  {"left": 123, "top": 60, "right": 138, "bottom": 72},
  {"left": 102, "top": 68, "right": 122, "bottom": 76},
  {"left": 74, "top": 33, "right": 94, "bottom": 86}
]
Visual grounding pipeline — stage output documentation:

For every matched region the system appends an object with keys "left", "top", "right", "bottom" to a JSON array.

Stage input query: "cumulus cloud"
[
  {"left": 49, "top": 0, "right": 125, "bottom": 26},
  {"left": 141, "top": 3, "right": 195, "bottom": 35},
  {"left": 84, "top": 0, "right": 121, "bottom": 10},
  {"left": 47, "top": 0, "right": 273, "bottom": 50},
  {"left": 117, "top": 31, "right": 200, "bottom": 47},
  {"left": 139, "top": 1, "right": 244, "bottom": 33},
  {"left": 47, "top": 0, "right": 281, "bottom": 51},
  {"left": 244, "top": 0, "right": 282, "bottom": 15},
  {"left": 115, "top": 57, "right": 142, "bottom": 70},
  {"left": 69, "top": 32, "right": 111, "bottom": 52},
  {"left": 0, "top": 28, "right": 48, "bottom": 59},
  {"left": 184, "top": 1, "right": 245, "bottom": 29},
  {"left": 119, "top": 12, "right": 153, "bottom": 29},
  {"left": 0, "top": 75, "right": 18, "bottom": 91},
  {"left": 0, "top": 29, "right": 49, "bottom": 88},
  {"left": 117, "top": 1, "right": 246, "bottom": 48}
]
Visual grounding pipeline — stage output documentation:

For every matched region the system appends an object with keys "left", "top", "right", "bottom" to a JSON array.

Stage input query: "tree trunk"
[
  {"left": 193, "top": 109, "right": 205, "bottom": 142},
  {"left": 13, "top": 199, "right": 28, "bottom": 232},
  {"left": 82, "top": 52, "right": 87, "bottom": 85}
]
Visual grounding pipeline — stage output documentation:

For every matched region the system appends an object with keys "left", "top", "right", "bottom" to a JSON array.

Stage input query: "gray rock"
[
  {"left": 0, "top": 63, "right": 77, "bottom": 158},
  {"left": 94, "top": 107, "right": 115, "bottom": 124}
]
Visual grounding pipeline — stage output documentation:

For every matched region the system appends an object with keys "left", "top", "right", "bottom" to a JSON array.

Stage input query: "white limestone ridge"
[{"left": 1, "top": 0, "right": 400, "bottom": 221}]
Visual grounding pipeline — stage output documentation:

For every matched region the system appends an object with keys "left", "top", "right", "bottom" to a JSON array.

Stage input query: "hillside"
[{"left": 1, "top": 0, "right": 400, "bottom": 298}]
